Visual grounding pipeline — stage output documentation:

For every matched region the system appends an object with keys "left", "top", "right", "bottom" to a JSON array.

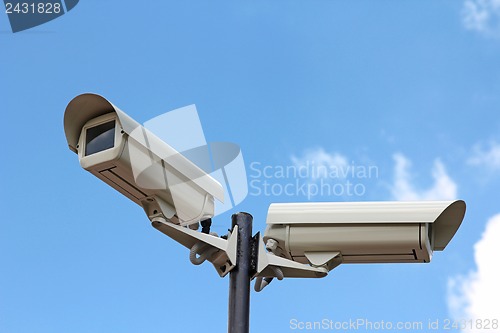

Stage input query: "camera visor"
[{"left": 85, "top": 120, "right": 115, "bottom": 156}]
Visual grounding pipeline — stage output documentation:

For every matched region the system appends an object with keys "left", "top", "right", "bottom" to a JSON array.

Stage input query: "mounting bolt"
[{"left": 265, "top": 239, "right": 279, "bottom": 253}]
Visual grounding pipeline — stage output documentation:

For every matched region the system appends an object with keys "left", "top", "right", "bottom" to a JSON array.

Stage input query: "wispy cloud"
[
  {"left": 288, "top": 148, "right": 379, "bottom": 199},
  {"left": 391, "top": 153, "right": 458, "bottom": 200},
  {"left": 462, "top": 0, "right": 500, "bottom": 37},
  {"left": 290, "top": 148, "right": 348, "bottom": 180},
  {"left": 448, "top": 214, "right": 500, "bottom": 331},
  {"left": 467, "top": 141, "right": 500, "bottom": 169}
]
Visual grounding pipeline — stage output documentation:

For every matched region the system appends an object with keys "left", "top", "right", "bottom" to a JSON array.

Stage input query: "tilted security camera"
[
  {"left": 63, "top": 93, "right": 224, "bottom": 227},
  {"left": 262, "top": 200, "right": 466, "bottom": 270}
]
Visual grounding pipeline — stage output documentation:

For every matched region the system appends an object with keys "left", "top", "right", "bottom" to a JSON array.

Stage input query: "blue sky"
[{"left": 1, "top": 1, "right": 500, "bottom": 332}]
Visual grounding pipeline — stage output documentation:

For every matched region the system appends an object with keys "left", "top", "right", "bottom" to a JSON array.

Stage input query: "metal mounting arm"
[{"left": 151, "top": 217, "right": 238, "bottom": 277}]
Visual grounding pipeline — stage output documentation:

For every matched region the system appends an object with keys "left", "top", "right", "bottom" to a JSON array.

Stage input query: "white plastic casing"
[
  {"left": 64, "top": 93, "right": 224, "bottom": 226},
  {"left": 263, "top": 200, "right": 465, "bottom": 265}
]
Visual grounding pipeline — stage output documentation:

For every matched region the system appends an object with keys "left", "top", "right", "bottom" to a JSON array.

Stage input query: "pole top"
[{"left": 232, "top": 212, "right": 253, "bottom": 219}]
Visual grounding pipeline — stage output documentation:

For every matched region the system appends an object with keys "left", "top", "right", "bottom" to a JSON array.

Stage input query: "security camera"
[
  {"left": 63, "top": 93, "right": 224, "bottom": 226},
  {"left": 262, "top": 200, "right": 465, "bottom": 269}
]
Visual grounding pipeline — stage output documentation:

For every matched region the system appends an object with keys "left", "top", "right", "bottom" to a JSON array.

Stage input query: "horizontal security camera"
[
  {"left": 63, "top": 93, "right": 224, "bottom": 226},
  {"left": 263, "top": 200, "right": 465, "bottom": 269}
]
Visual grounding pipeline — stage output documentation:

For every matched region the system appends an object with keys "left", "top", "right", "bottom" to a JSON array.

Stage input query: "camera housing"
[
  {"left": 263, "top": 200, "right": 466, "bottom": 268},
  {"left": 64, "top": 93, "right": 224, "bottom": 226}
]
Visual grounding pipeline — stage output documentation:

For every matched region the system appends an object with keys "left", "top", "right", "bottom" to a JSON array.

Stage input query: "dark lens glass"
[
  {"left": 85, "top": 120, "right": 115, "bottom": 156},
  {"left": 427, "top": 223, "right": 433, "bottom": 248}
]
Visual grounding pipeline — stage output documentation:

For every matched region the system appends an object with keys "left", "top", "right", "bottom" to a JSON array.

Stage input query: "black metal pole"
[{"left": 228, "top": 212, "right": 253, "bottom": 333}]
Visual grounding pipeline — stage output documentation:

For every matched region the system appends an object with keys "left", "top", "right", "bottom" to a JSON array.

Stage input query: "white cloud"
[
  {"left": 291, "top": 148, "right": 348, "bottom": 180},
  {"left": 462, "top": 0, "right": 500, "bottom": 37},
  {"left": 391, "top": 153, "right": 458, "bottom": 200},
  {"left": 468, "top": 141, "right": 500, "bottom": 169},
  {"left": 448, "top": 214, "right": 500, "bottom": 332}
]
